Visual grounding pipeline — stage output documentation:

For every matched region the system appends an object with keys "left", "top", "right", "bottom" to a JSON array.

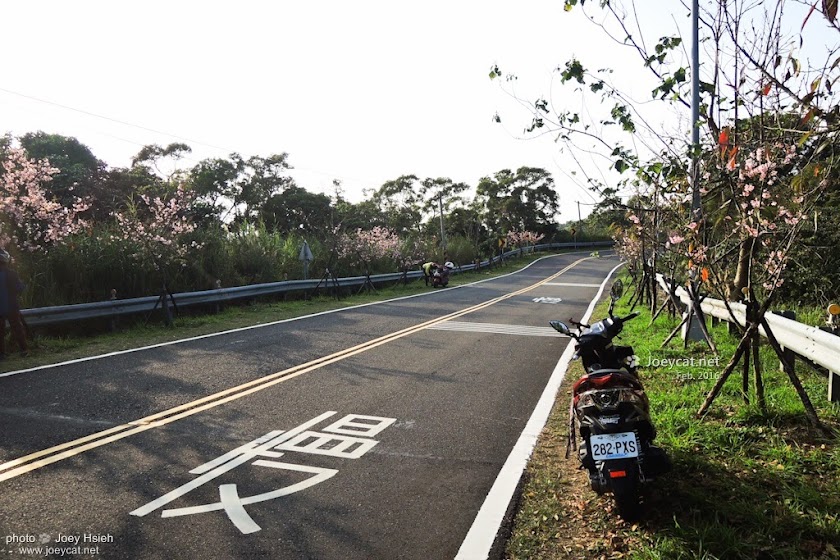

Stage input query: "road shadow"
[{"left": 638, "top": 443, "right": 840, "bottom": 559}]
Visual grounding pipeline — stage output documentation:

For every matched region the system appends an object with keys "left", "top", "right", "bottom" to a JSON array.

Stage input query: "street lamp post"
[{"left": 684, "top": 0, "right": 705, "bottom": 343}]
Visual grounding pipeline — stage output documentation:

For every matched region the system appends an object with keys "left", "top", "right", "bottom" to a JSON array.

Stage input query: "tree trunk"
[
  {"left": 728, "top": 239, "right": 752, "bottom": 335},
  {"left": 731, "top": 240, "right": 751, "bottom": 300},
  {"left": 752, "top": 331, "right": 766, "bottom": 412}
]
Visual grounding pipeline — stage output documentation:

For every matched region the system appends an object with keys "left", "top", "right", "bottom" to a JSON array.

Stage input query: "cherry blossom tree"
[
  {"left": 0, "top": 147, "right": 89, "bottom": 254},
  {"left": 394, "top": 237, "right": 427, "bottom": 284},
  {"left": 113, "top": 186, "right": 199, "bottom": 271},
  {"left": 112, "top": 186, "right": 200, "bottom": 323},
  {"left": 498, "top": 0, "right": 840, "bottom": 428},
  {"left": 661, "top": 140, "right": 830, "bottom": 426},
  {"left": 336, "top": 226, "right": 401, "bottom": 291},
  {"left": 505, "top": 229, "right": 546, "bottom": 256}
]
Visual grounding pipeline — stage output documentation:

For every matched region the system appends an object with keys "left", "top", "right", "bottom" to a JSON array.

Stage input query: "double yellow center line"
[{"left": 0, "top": 257, "right": 590, "bottom": 483}]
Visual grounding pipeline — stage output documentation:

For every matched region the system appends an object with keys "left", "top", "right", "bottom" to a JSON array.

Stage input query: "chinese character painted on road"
[{"left": 130, "top": 412, "right": 396, "bottom": 534}]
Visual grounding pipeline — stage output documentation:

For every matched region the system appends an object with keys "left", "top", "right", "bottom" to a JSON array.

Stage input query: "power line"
[
  {"left": 0, "top": 85, "right": 389, "bottom": 188},
  {"left": 0, "top": 86, "right": 231, "bottom": 153},
  {"left": 1, "top": 85, "right": 571, "bottom": 194}
]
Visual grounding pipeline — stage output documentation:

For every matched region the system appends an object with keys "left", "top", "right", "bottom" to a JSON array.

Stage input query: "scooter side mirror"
[
  {"left": 610, "top": 280, "right": 624, "bottom": 301},
  {"left": 549, "top": 320, "right": 572, "bottom": 336}
]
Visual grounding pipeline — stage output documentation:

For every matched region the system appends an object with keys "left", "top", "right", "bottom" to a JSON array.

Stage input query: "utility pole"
[
  {"left": 438, "top": 192, "right": 447, "bottom": 256},
  {"left": 691, "top": 0, "right": 702, "bottom": 221},
  {"left": 576, "top": 201, "right": 582, "bottom": 249}
]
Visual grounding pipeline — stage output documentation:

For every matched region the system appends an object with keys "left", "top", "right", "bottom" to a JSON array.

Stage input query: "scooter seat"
[
  {"left": 573, "top": 368, "right": 644, "bottom": 393},
  {"left": 589, "top": 368, "right": 628, "bottom": 376}
]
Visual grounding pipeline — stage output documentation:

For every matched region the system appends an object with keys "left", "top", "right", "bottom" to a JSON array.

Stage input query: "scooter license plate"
[{"left": 589, "top": 432, "right": 639, "bottom": 461}]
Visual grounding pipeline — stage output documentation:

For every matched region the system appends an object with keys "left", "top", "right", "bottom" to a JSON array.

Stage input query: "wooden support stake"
[
  {"left": 761, "top": 318, "right": 827, "bottom": 432},
  {"left": 697, "top": 326, "right": 755, "bottom": 417}
]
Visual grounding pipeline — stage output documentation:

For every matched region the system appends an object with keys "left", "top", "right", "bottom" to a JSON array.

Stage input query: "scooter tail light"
[
  {"left": 577, "top": 392, "right": 597, "bottom": 407},
  {"left": 618, "top": 389, "right": 645, "bottom": 404},
  {"left": 609, "top": 470, "right": 627, "bottom": 478}
]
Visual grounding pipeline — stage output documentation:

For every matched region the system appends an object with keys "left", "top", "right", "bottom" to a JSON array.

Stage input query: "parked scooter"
[
  {"left": 432, "top": 262, "right": 454, "bottom": 288},
  {"left": 549, "top": 280, "right": 670, "bottom": 520}
]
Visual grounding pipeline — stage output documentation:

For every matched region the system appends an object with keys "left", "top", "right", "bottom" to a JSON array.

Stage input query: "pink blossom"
[
  {"left": 1, "top": 147, "right": 88, "bottom": 251},
  {"left": 337, "top": 226, "right": 402, "bottom": 272},
  {"left": 111, "top": 185, "right": 199, "bottom": 270}
]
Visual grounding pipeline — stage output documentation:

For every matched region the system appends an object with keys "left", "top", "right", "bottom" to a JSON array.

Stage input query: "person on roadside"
[
  {"left": 433, "top": 261, "right": 455, "bottom": 288},
  {"left": 421, "top": 261, "right": 439, "bottom": 286},
  {"left": 0, "top": 249, "right": 28, "bottom": 359}
]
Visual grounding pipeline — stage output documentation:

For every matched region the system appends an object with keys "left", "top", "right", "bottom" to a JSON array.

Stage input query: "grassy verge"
[
  {"left": 506, "top": 275, "right": 840, "bottom": 560},
  {"left": 0, "top": 250, "right": 584, "bottom": 373}
]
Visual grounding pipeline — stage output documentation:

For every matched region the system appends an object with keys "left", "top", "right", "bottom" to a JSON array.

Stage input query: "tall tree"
[
  {"left": 334, "top": 198, "right": 386, "bottom": 233},
  {"left": 371, "top": 175, "right": 423, "bottom": 235},
  {"left": 189, "top": 155, "right": 245, "bottom": 223},
  {"left": 18, "top": 132, "right": 105, "bottom": 207},
  {"left": 97, "top": 166, "right": 161, "bottom": 218},
  {"left": 235, "top": 153, "right": 295, "bottom": 220},
  {"left": 475, "top": 166, "right": 560, "bottom": 237},
  {"left": 420, "top": 177, "right": 470, "bottom": 217},
  {"left": 131, "top": 142, "right": 193, "bottom": 182},
  {"left": 260, "top": 186, "right": 333, "bottom": 235}
]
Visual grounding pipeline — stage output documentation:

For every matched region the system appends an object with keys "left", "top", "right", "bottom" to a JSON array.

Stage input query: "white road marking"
[
  {"left": 189, "top": 430, "right": 285, "bottom": 476},
  {"left": 531, "top": 296, "right": 564, "bottom": 304},
  {"left": 218, "top": 484, "right": 261, "bottom": 534},
  {"left": 161, "top": 462, "right": 339, "bottom": 521},
  {"left": 455, "top": 261, "right": 624, "bottom": 560},
  {"left": 542, "top": 282, "right": 602, "bottom": 288},
  {"left": 275, "top": 431, "right": 379, "bottom": 459},
  {"left": 428, "top": 321, "right": 567, "bottom": 338},
  {"left": 322, "top": 414, "right": 397, "bottom": 438}
]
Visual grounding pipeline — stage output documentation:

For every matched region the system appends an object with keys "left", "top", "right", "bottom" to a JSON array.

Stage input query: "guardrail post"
[
  {"left": 829, "top": 369, "right": 840, "bottom": 403},
  {"left": 109, "top": 289, "right": 118, "bottom": 332},
  {"left": 213, "top": 279, "right": 223, "bottom": 314},
  {"left": 160, "top": 287, "right": 173, "bottom": 326},
  {"left": 819, "top": 325, "right": 840, "bottom": 403},
  {"left": 773, "top": 310, "right": 796, "bottom": 374}
]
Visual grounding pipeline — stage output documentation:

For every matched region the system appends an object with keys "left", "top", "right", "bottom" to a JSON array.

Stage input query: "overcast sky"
[{"left": 4, "top": 1, "right": 826, "bottom": 222}]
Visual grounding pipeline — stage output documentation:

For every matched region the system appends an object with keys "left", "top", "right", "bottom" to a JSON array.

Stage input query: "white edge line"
[
  {"left": 0, "top": 251, "right": 614, "bottom": 379},
  {"left": 454, "top": 260, "right": 624, "bottom": 560}
]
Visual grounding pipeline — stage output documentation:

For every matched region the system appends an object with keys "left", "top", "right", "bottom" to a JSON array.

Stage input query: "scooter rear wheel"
[{"left": 613, "top": 483, "right": 641, "bottom": 521}]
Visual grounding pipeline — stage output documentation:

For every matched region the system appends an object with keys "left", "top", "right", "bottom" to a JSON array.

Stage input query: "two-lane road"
[{"left": 0, "top": 253, "right": 621, "bottom": 559}]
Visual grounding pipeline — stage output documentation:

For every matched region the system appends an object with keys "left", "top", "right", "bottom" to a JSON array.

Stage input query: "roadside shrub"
[{"left": 445, "top": 235, "right": 478, "bottom": 266}]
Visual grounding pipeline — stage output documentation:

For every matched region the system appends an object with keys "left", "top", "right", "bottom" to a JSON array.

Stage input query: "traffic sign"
[{"left": 299, "top": 241, "right": 314, "bottom": 262}]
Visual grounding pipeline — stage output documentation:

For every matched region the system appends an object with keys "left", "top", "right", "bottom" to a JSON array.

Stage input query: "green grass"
[
  {"left": 506, "top": 273, "right": 840, "bottom": 560},
  {"left": 0, "top": 250, "right": 581, "bottom": 373}
]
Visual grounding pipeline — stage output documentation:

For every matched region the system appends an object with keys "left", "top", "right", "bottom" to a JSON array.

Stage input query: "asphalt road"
[{"left": 0, "top": 253, "right": 621, "bottom": 560}]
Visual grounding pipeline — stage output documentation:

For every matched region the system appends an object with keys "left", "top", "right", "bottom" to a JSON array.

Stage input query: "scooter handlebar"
[{"left": 621, "top": 311, "right": 641, "bottom": 322}]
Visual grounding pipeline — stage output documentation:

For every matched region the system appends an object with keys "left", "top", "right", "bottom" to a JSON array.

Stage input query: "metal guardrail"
[
  {"left": 20, "top": 241, "right": 613, "bottom": 328},
  {"left": 656, "top": 274, "right": 840, "bottom": 402}
]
